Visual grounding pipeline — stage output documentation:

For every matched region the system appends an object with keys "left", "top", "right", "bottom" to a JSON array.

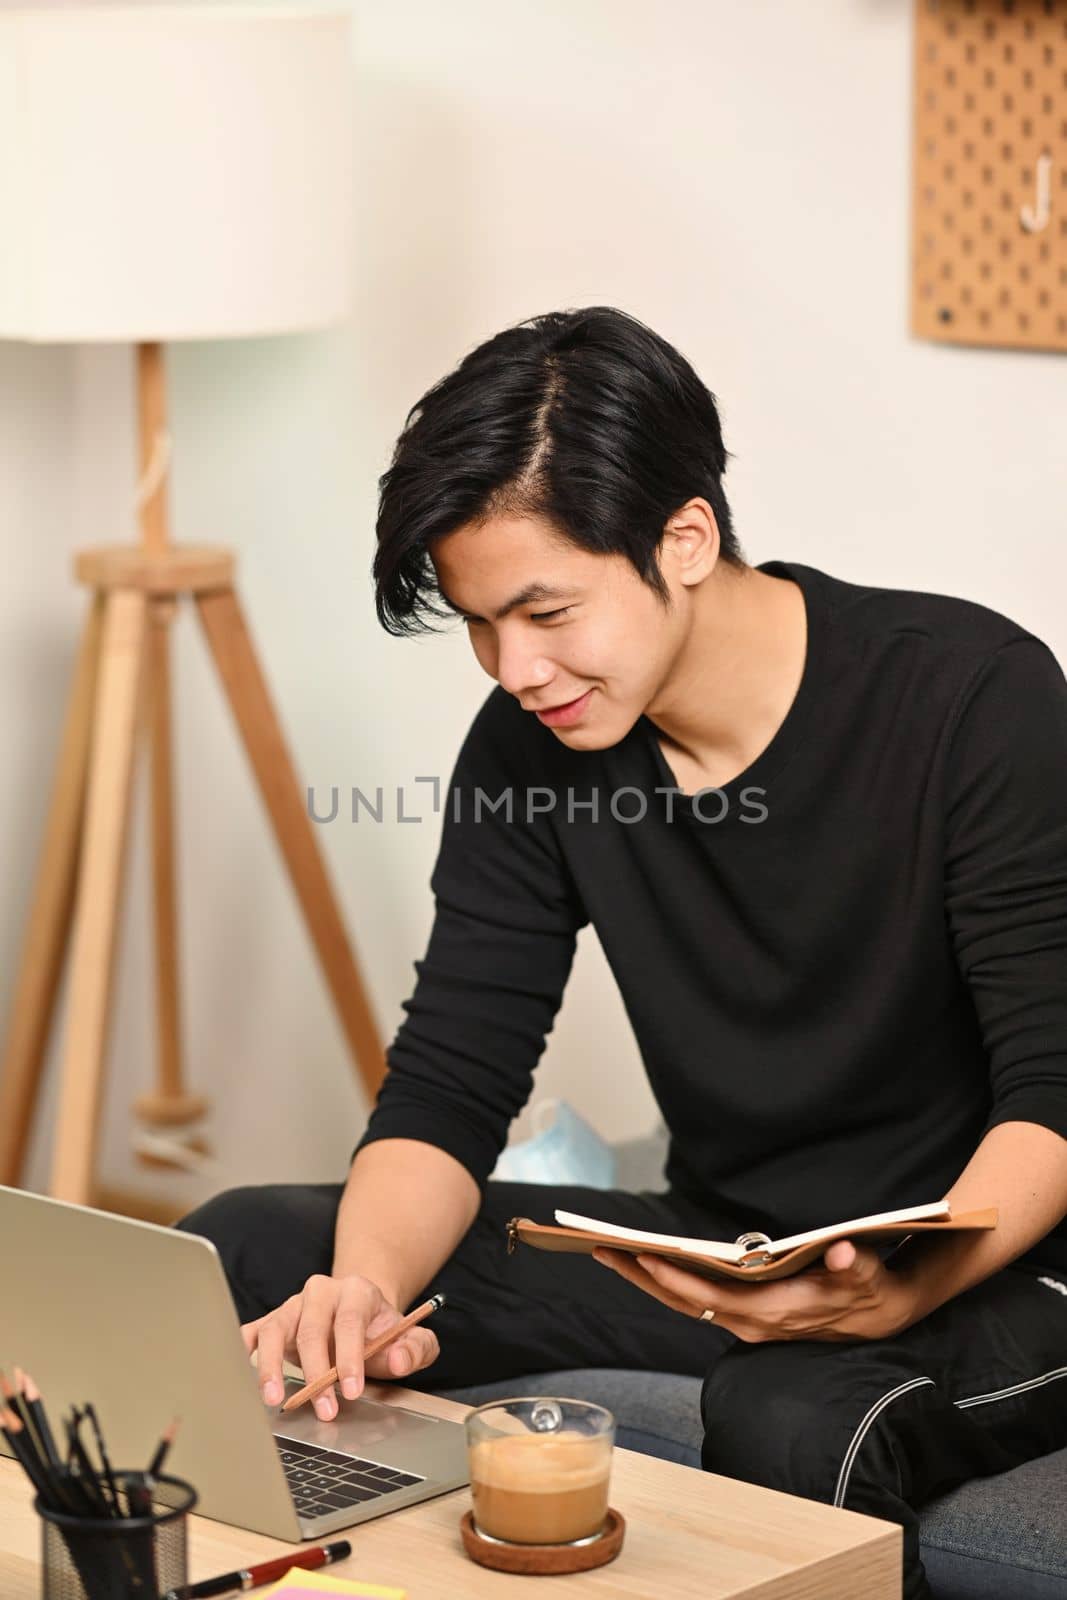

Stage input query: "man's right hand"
[{"left": 241, "top": 1273, "right": 441, "bottom": 1420}]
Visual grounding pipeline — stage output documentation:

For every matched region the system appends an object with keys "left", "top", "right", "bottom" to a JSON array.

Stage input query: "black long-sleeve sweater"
[{"left": 357, "top": 560, "right": 1067, "bottom": 1274}]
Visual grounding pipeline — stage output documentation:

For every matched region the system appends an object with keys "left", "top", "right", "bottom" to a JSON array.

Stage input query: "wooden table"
[{"left": 0, "top": 1386, "right": 900, "bottom": 1598}]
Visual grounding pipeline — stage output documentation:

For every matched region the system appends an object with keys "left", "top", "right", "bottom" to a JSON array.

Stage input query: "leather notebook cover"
[{"left": 506, "top": 1208, "right": 999, "bottom": 1283}]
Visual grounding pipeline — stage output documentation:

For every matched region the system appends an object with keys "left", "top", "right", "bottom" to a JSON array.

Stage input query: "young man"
[{"left": 179, "top": 307, "right": 1067, "bottom": 1600}]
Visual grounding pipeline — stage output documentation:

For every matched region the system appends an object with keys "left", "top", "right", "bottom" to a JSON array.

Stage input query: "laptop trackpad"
[{"left": 271, "top": 1382, "right": 456, "bottom": 1471}]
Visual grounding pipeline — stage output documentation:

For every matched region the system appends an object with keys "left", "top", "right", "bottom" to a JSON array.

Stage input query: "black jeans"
[{"left": 178, "top": 1180, "right": 1067, "bottom": 1600}]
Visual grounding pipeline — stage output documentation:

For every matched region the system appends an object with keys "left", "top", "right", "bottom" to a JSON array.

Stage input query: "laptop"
[{"left": 0, "top": 1185, "right": 469, "bottom": 1541}]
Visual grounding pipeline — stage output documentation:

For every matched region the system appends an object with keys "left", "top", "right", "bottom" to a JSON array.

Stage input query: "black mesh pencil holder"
[{"left": 36, "top": 1473, "right": 197, "bottom": 1600}]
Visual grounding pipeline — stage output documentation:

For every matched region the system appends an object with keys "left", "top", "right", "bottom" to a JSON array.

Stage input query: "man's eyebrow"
[{"left": 438, "top": 582, "right": 576, "bottom": 622}]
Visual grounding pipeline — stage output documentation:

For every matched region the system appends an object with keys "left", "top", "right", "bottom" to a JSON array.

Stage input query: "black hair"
[{"left": 373, "top": 305, "right": 742, "bottom": 636}]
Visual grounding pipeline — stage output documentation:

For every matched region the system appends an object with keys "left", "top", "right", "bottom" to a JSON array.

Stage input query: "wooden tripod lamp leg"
[
  {"left": 133, "top": 598, "right": 209, "bottom": 1133},
  {"left": 149, "top": 602, "right": 182, "bottom": 1102},
  {"left": 129, "top": 342, "right": 209, "bottom": 1143},
  {"left": 196, "top": 585, "right": 386, "bottom": 1102},
  {"left": 0, "top": 595, "right": 105, "bottom": 1186},
  {"left": 50, "top": 588, "right": 147, "bottom": 1205}
]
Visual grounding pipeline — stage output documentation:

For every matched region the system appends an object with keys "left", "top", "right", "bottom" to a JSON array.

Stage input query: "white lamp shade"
[{"left": 0, "top": 5, "right": 355, "bottom": 343}]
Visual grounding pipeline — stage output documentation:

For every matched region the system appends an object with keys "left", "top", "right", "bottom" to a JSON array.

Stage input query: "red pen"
[{"left": 162, "top": 1538, "right": 352, "bottom": 1598}]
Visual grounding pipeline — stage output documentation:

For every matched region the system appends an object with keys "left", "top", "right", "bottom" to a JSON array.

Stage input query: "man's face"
[{"left": 429, "top": 512, "right": 688, "bottom": 749}]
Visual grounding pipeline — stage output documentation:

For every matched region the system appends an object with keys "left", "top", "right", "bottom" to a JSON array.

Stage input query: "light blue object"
[{"left": 492, "top": 1099, "right": 616, "bottom": 1189}]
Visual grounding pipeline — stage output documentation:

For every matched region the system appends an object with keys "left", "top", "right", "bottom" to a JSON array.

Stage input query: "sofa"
[{"left": 440, "top": 1368, "right": 1067, "bottom": 1598}]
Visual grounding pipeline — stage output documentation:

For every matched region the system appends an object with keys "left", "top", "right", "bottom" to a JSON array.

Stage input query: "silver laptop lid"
[{"left": 0, "top": 1186, "right": 467, "bottom": 1541}]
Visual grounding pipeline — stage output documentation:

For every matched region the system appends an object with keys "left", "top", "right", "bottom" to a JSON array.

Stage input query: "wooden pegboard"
[{"left": 911, "top": 0, "right": 1067, "bottom": 352}]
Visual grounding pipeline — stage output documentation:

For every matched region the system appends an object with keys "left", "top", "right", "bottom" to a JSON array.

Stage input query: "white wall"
[{"left": 2, "top": 0, "right": 1064, "bottom": 1215}]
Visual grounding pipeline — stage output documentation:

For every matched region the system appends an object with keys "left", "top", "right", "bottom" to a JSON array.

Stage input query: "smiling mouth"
[{"left": 527, "top": 690, "right": 588, "bottom": 711}]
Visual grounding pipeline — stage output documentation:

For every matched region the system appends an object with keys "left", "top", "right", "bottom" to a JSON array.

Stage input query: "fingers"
[
  {"left": 240, "top": 1316, "right": 263, "bottom": 1356},
  {"left": 294, "top": 1276, "right": 344, "bottom": 1421},
  {"left": 332, "top": 1279, "right": 377, "bottom": 1403},
  {"left": 598, "top": 1241, "right": 893, "bottom": 1346},
  {"left": 631, "top": 1253, "right": 759, "bottom": 1325},
  {"left": 633, "top": 1254, "right": 736, "bottom": 1311},
  {"left": 245, "top": 1276, "right": 443, "bottom": 1417},
  {"left": 334, "top": 1291, "right": 442, "bottom": 1395},
  {"left": 372, "top": 1327, "right": 440, "bottom": 1382},
  {"left": 823, "top": 1242, "right": 883, "bottom": 1289},
  {"left": 255, "top": 1310, "right": 292, "bottom": 1408},
  {"left": 593, "top": 1249, "right": 706, "bottom": 1319},
  {"left": 596, "top": 1249, "right": 778, "bottom": 1342}
]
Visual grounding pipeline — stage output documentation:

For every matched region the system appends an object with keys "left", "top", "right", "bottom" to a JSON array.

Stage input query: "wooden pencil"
[{"left": 280, "top": 1292, "right": 446, "bottom": 1413}]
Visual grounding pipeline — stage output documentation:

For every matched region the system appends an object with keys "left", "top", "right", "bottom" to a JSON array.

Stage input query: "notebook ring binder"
[{"left": 734, "top": 1231, "right": 774, "bottom": 1269}]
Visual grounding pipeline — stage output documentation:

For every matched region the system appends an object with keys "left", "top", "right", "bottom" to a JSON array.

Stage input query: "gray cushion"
[
  {"left": 919, "top": 1450, "right": 1067, "bottom": 1600},
  {"left": 437, "top": 1369, "right": 1067, "bottom": 1598}
]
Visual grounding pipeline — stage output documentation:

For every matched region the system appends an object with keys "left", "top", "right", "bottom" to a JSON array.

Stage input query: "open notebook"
[{"left": 507, "top": 1200, "right": 999, "bottom": 1283}]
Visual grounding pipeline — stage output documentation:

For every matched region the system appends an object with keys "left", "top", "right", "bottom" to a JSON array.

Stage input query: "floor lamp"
[{"left": 0, "top": 7, "right": 384, "bottom": 1216}]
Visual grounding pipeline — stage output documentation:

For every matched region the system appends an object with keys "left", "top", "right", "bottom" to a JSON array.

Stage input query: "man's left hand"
[{"left": 592, "top": 1240, "right": 920, "bottom": 1342}]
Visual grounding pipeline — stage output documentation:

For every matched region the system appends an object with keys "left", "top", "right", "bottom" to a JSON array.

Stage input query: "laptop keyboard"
[{"left": 275, "top": 1435, "right": 424, "bottom": 1521}]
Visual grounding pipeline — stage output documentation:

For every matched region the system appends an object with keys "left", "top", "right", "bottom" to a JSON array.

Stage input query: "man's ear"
[{"left": 661, "top": 497, "right": 720, "bottom": 589}]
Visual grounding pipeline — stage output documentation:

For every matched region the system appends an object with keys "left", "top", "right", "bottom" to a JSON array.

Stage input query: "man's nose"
[{"left": 495, "top": 637, "right": 553, "bottom": 698}]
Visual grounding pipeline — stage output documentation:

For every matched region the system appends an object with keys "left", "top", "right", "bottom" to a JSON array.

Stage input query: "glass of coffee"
[{"left": 465, "top": 1397, "right": 615, "bottom": 1546}]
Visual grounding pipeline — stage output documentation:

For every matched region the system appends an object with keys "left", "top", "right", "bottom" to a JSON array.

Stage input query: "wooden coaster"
[{"left": 459, "top": 1508, "right": 625, "bottom": 1574}]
